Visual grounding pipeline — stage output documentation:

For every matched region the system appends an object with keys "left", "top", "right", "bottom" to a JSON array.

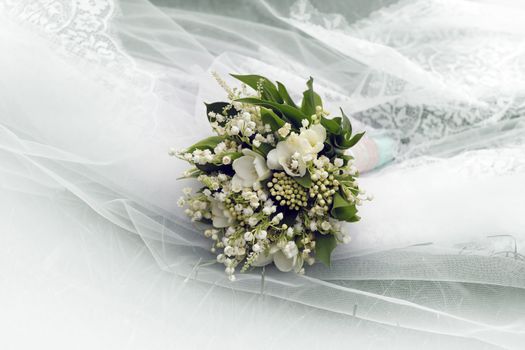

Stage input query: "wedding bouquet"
[{"left": 174, "top": 74, "right": 370, "bottom": 280}]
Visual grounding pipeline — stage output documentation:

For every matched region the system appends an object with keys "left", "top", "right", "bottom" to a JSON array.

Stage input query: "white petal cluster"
[
  {"left": 267, "top": 124, "right": 326, "bottom": 177},
  {"left": 210, "top": 199, "right": 234, "bottom": 228},
  {"left": 231, "top": 149, "right": 271, "bottom": 191},
  {"left": 252, "top": 241, "right": 303, "bottom": 273},
  {"left": 177, "top": 140, "right": 239, "bottom": 166}
]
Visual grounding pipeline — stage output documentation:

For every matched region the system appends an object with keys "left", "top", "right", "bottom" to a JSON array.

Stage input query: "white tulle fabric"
[{"left": 2, "top": 0, "right": 525, "bottom": 348}]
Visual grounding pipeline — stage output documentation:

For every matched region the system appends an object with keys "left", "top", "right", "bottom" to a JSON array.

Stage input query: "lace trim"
[
  {"left": 289, "top": 0, "right": 525, "bottom": 150},
  {"left": 2, "top": 0, "right": 152, "bottom": 91},
  {"left": 354, "top": 98, "right": 525, "bottom": 150}
]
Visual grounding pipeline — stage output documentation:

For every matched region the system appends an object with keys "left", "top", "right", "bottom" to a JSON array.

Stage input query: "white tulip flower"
[
  {"left": 231, "top": 149, "right": 271, "bottom": 190},
  {"left": 210, "top": 199, "right": 234, "bottom": 228},
  {"left": 251, "top": 243, "right": 304, "bottom": 272},
  {"left": 266, "top": 124, "right": 327, "bottom": 177}
]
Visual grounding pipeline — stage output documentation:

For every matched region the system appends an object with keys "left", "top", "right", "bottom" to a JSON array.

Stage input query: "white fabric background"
[{"left": 0, "top": 192, "right": 501, "bottom": 350}]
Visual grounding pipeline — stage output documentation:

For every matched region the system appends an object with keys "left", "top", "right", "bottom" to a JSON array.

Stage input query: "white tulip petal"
[
  {"left": 242, "top": 177, "right": 255, "bottom": 187},
  {"left": 242, "top": 149, "right": 259, "bottom": 158},
  {"left": 269, "top": 245, "right": 280, "bottom": 254},
  {"left": 273, "top": 250, "right": 294, "bottom": 272},
  {"left": 254, "top": 156, "right": 271, "bottom": 180},
  {"left": 231, "top": 175, "right": 244, "bottom": 191},
  {"left": 233, "top": 156, "right": 257, "bottom": 179},
  {"left": 293, "top": 255, "right": 304, "bottom": 273},
  {"left": 310, "top": 124, "right": 327, "bottom": 142},
  {"left": 212, "top": 216, "right": 229, "bottom": 228},
  {"left": 210, "top": 200, "right": 231, "bottom": 228},
  {"left": 266, "top": 149, "right": 282, "bottom": 170},
  {"left": 232, "top": 149, "right": 271, "bottom": 188}
]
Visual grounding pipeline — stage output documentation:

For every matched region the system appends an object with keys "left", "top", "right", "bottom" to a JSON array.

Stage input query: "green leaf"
[
  {"left": 347, "top": 214, "right": 361, "bottom": 223},
  {"left": 320, "top": 116, "right": 342, "bottom": 135},
  {"left": 340, "top": 108, "right": 352, "bottom": 136},
  {"left": 345, "top": 132, "right": 366, "bottom": 148},
  {"left": 186, "top": 136, "right": 225, "bottom": 153},
  {"left": 331, "top": 109, "right": 364, "bottom": 150},
  {"left": 331, "top": 192, "right": 358, "bottom": 222},
  {"left": 231, "top": 74, "right": 283, "bottom": 103},
  {"left": 260, "top": 107, "right": 285, "bottom": 132},
  {"left": 315, "top": 234, "right": 337, "bottom": 267},
  {"left": 224, "top": 151, "right": 243, "bottom": 161},
  {"left": 300, "top": 77, "right": 322, "bottom": 117},
  {"left": 294, "top": 171, "right": 312, "bottom": 188},
  {"left": 276, "top": 81, "right": 298, "bottom": 108},
  {"left": 255, "top": 143, "right": 273, "bottom": 156},
  {"left": 334, "top": 131, "right": 365, "bottom": 149},
  {"left": 235, "top": 97, "right": 309, "bottom": 128}
]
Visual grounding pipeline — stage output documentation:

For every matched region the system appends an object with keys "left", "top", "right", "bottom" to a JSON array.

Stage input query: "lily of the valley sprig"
[{"left": 172, "top": 73, "right": 371, "bottom": 281}]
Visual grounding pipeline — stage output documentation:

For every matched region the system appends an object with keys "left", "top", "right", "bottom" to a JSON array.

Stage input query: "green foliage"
[
  {"left": 331, "top": 192, "right": 359, "bottom": 222},
  {"left": 276, "top": 81, "right": 298, "bottom": 108},
  {"left": 224, "top": 151, "right": 243, "bottom": 161},
  {"left": 231, "top": 74, "right": 283, "bottom": 103},
  {"left": 334, "top": 131, "right": 365, "bottom": 149},
  {"left": 300, "top": 77, "right": 322, "bottom": 117},
  {"left": 231, "top": 76, "right": 367, "bottom": 156},
  {"left": 294, "top": 170, "right": 312, "bottom": 188},
  {"left": 315, "top": 234, "right": 337, "bottom": 267},
  {"left": 235, "top": 97, "right": 309, "bottom": 128},
  {"left": 260, "top": 107, "right": 285, "bottom": 132},
  {"left": 320, "top": 116, "right": 342, "bottom": 135},
  {"left": 320, "top": 108, "right": 365, "bottom": 154},
  {"left": 340, "top": 108, "right": 352, "bottom": 135},
  {"left": 186, "top": 136, "right": 225, "bottom": 153}
]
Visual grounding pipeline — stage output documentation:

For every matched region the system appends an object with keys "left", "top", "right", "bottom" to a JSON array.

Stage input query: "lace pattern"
[
  {"left": 354, "top": 98, "right": 525, "bottom": 148},
  {"left": 1, "top": 0, "right": 152, "bottom": 91},
  {"left": 289, "top": 0, "right": 525, "bottom": 151}
]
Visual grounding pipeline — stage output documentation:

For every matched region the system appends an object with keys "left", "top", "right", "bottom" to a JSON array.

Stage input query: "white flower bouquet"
[{"left": 174, "top": 74, "right": 370, "bottom": 280}]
